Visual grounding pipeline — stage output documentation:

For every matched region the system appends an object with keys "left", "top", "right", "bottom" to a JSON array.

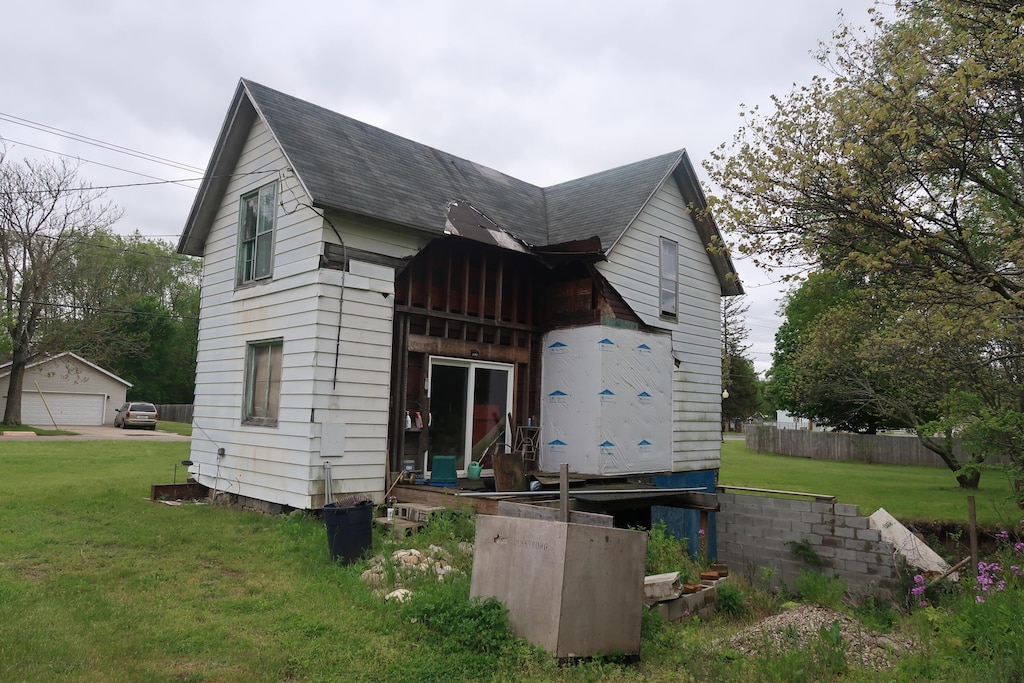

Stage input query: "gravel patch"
[{"left": 726, "top": 605, "right": 915, "bottom": 671}]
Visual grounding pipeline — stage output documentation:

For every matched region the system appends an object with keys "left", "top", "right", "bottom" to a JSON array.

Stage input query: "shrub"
[
  {"left": 645, "top": 520, "right": 698, "bottom": 582},
  {"left": 715, "top": 583, "right": 747, "bottom": 618},
  {"left": 400, "top": 579, "right": 514, "bottom": 655},
  {"left": 793, "top": 570, "right": 847, "bottom": 609}
]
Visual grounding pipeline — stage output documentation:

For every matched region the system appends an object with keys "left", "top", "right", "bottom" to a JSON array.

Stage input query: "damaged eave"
[
  {"left": 444, "top": 200, "right": 608, "bottom": 267},
  {"left": 444, "top": 200, "right": 531, "bottom": 254}
]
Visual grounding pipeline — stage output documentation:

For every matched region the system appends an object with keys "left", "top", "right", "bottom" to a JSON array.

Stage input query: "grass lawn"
[
  {"left": 156, "top": 420, "right": 192, "bottom": 436},
  {"left": 2, "top": 440, "right": 1021, "bottom": 681},
  {"left": 720, "top": 440, "right": 1020, "bottom": 526}
]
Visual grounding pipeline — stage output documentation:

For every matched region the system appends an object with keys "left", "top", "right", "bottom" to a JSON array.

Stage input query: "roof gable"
[
  {"left": 178, "top": 79, "right": 741, "bottom": 295},
  {"left": 0, "top": 352, "right": 132, "bottom": 387}
]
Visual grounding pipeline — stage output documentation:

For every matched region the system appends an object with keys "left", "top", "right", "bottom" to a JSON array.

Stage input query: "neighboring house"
[
  {"left": 177, "top": 79, "right": 742, "bottom": 511},
  {"left": 0, "top": 352, "right": 131, "bottom": 426}
]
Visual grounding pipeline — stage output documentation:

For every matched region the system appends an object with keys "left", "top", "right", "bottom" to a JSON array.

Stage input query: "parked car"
[{"left": 114, "top": 402, "right": 159, "bottom": 430}]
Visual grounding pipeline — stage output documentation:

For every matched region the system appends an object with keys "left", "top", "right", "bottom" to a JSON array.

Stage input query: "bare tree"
[{"left": 0, "top": 150, "right": 121, "bottom": 425}]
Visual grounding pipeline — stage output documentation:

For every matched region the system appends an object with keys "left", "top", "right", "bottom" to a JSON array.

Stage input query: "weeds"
[{"left": 793, "top": 570, "right": 847, "bottom": 609}]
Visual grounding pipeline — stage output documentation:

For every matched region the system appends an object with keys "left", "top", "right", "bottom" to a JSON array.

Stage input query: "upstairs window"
[
  {"left": 244, "top": 339, "right": 283, "bottom": 426},
  {"left": 237, "top": 182, "right": 277, "bottom": 284},
  {"left": 659, "top": 237, "right": 678, "bottom": 318}
]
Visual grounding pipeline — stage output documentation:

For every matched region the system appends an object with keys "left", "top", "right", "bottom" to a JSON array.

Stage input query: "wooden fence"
[
  {"left": 744, "top": 426, "right": 984, "bottom": 468},
  {"left": 154, "top": 404, "right": 193, "bottom": 423}
]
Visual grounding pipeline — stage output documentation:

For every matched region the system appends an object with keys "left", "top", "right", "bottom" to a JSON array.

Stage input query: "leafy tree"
[
  {"left": 0, "top": 151, "right": 120, "bottom": 425},
  {"left": 708, "top": 0, "right": 1024, "bottom": 487},
  {"left": 49, "top": 230, "right": 200, "bottom": 403},
  {"left": 721, "top": 296, "right": 761, "bottom": 426},
  {"left": 708, "top": 0, "right": 1024, "bottom": 311}
]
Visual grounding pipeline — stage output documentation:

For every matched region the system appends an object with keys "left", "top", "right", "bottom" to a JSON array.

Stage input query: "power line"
[
  {"left": 0, "top": 111, "right": 205, "bottom": 173},
  {"left": 11, "top": 297, "right": 198, "bottom": 321},
  {"left": 1, "top": 136, "right": 199, "bottom": 188},
  {"left": 0, "top": 168, "right": 276, "bottom": 195}
]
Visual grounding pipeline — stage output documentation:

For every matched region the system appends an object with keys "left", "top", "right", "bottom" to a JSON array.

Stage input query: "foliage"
[
  {"left": 399, "top": 580, "right": 516, "bottom": 656},
  {"left": 0, "top": 150, "right": 121, "bottom": 425},
  {"left": 710, "top": 0, "right": 1024, "bottom": 487},
  {"left": 645, "top": 520, "right": 698, "bottom": 582},
  {"left": 786, "top": 538, "right": 824, "bottom": 567},
  {"left": 793, "top": 571, "right": 847, "bottom": 610},
  {"left": 714, "top": 583, "right": 747, "bottom": 618},
  {"left": 51, "top": 229, "right": 201, "bottom": 404},
  {"left": 722, "top": 295, "right": 763, "bottom": 424}
]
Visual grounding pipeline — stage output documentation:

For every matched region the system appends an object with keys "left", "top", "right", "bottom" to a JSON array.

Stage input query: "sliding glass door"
[{"left": 427, "top": 357, "right": 512, "bottom": 474}]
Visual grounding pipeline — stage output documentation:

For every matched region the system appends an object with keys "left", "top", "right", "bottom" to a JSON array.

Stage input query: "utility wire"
[
  {"left": 10, "top": 297, "right": 199, "bottom": 320},
  {"left": 0, "top": 111, "right": 205, "bottom": 173},
  {"left": 1, "top": 136, "right": 199, "bottom": 188},
  {"left": 0, "top": 168, "right": 276, "bottom": 195}
]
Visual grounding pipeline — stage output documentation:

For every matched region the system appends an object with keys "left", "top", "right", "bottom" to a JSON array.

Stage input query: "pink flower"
[{"left": 976, "top": 595, "right": 986, "bottom": 603}]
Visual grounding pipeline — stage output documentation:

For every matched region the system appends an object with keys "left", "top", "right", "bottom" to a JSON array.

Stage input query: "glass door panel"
[
  {"left": 427, "top": 358, "right": 512, "bottom": 474},
  {"left": 426, "top": 364, "right": 468, "bottom": 473}
]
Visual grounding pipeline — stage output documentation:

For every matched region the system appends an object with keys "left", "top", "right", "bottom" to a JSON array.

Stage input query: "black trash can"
[{"left": 324, "top": 501, "right": 373, "bottom": 564}]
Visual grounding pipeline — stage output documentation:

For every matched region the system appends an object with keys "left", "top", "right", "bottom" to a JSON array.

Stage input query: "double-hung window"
[
  {"left": 659, "top": 237, "right": 679, "bottom": 319},
  {"left": 244, "top": 339, "right": 283, "bottom": 426},
  {"left": 237, "top": 182, "right": 277, "bottom": 285}
]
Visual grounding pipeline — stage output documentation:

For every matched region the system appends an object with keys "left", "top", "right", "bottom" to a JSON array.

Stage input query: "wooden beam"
[
  {"left": 407, "top": 335, "right": 530, "bottom": 363},
  {"left": 496, "top": 500, "right": 614, "bottom": 527}
]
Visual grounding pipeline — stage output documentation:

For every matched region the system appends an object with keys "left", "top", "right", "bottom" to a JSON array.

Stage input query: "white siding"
[
  {"left": 599, "top": 180, "right": 722, "bottom": 473},
  {"left": 187, "top": 118, "right": 402, "bottom": 509}
]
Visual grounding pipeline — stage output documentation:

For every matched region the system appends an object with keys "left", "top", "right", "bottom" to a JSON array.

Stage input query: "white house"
[
  {"left": 0, "top": 352, "right": 131, "bottom": 426},
  {"left": 177, "top": 79, "right": 742, "bottom": 511}
]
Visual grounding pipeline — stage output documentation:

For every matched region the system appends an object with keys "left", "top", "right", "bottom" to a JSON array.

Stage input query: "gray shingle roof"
[
  {"left": 244, "top": 79, "right": 549, "bottom": 245},
  {"left": 179, "top": 79, "right": 741, "bottom": 294}
]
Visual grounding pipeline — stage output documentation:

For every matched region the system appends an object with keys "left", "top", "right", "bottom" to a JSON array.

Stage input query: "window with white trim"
[
  {"left": 237, "top": 182, "right": 277, "bottom": 284},
  {"left": 659, "top": 237, "right": 679, "bottom": 318},
  {"left": 243, "top": 339, "right": 282, "bottom": 426}
]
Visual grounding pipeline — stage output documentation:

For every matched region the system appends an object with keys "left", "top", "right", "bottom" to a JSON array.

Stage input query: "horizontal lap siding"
[
  {"left": 190, "top": 119, "right": 340, "bottom": 508},
  {"left": 311, "top": 262, "right": 396, "bottom": 499},
  {"left": 600, "top": 181, "right": 722, "bottom": 473}
]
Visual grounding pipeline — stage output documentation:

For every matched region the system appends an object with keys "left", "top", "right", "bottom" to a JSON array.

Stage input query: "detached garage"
[{"left": 0, "top": 352, "right": 131, "bottom": 427}]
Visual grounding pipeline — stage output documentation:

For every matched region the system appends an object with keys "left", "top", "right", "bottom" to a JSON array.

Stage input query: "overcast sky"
[{"left": 1, "top": 0, "right": 881, "bottom": 374}]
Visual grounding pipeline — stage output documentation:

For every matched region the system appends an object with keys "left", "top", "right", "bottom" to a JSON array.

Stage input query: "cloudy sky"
[{"left": 1, "top": 0, "right": 881, "bottom": 374}]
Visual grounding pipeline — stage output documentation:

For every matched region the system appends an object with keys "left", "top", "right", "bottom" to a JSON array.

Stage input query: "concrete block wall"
[{"left": 715, "top": 492, "right": 903, "bottom": 601}]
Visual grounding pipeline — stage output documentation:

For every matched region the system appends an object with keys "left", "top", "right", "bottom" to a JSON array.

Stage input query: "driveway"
[{"left": 1, "top": 425, "right": 190, "bottom": 441}]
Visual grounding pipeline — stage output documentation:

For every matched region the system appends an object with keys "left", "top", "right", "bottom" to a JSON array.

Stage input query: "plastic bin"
[
  {"left": 324, "top": 501, "right": 373, "bottom": 564},
  {"left": 429, "top": 455, "right": 458, "bottom": 486}
]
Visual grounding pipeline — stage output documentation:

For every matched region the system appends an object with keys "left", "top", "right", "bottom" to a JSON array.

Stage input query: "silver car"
[{"left": 114, "top": 402, "right": 159, "bottom": 430}]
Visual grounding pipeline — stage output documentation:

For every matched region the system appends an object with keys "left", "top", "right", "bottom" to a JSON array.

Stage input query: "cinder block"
[
  {"left": 811, "top": 501, "right": 834, "bottom": 514},
  {"left": 834, "top": 503, "right": 860, "bottom": 517},
  {"left": 845, "top": 517, "right": 870, "bottom": 530},
  {"left": 845, "top": 560, "right": 868, "bottom": 574},
  {"left": 801, "top": 512, "right": 825, "bottom": 524},
  {"left": 834, "top": 526, "right": 856, "bottom": 539},
  {"left": 790, "top": 521, "right": 812, "bottom": 534},
  {"left": 812, "top": 524, "right": 836, "bottom": 537},
  {"left": 856, "top": 529, "right": 881, "bottom": 543}
]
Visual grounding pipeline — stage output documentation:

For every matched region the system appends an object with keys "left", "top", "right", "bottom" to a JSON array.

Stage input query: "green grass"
[
  {"left": 720, "top": 440, "right": 1019, "bottom": 525},
  {"left": 156, "top": 420, "right": 192, "bottom": 436},
  {"left": 2, "top": 440, "right": 1021, "bottom": 681}
]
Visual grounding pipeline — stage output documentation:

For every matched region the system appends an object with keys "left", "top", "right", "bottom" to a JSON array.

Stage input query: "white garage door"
[{"left": 21, "top": 392, "right": 107, "bottom": 426}]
